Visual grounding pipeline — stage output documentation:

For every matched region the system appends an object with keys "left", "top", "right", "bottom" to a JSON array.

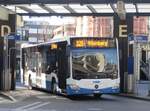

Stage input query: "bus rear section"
[{"left": 66, "top": 37, "right": 120, "bottom": 96}]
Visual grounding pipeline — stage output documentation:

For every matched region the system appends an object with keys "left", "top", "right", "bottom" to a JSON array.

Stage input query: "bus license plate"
[{"left": 94, "top": 91, "right": 100, "bottom": 93}]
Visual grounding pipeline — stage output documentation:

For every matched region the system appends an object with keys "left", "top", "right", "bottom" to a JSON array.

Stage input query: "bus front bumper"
[{"left": 66, "top": 86, "right": 120, "bottom": 95}]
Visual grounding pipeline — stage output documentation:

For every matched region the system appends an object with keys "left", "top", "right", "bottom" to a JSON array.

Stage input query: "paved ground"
[
  {"left": 0, "top": 89, "right": 150, "bottom": 111},
  {"left": 0, "top": 81, "right": 150, "bottom": 111}
]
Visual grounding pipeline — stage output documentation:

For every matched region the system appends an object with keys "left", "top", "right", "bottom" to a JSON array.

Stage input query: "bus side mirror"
[{"left": 32, "top": 67, "right": 36, "bottom": 72}]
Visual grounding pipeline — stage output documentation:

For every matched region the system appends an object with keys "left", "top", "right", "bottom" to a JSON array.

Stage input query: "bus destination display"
[{"left": 71, "top": 38, "right": 115, "bottom": 48}]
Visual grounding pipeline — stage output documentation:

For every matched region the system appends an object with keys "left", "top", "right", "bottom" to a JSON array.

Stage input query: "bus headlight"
[
  {"left": 112, "top": 86, "right": 119, "bottom": 89},
  {"left": 111, "top": 73, "right": 118, "bottom": 79},
  {"left": 113, "top": 74, "right": 118, "bottom": 78},
  {"left": 69, "top": 84, "right": 80, "bottom": 90}
]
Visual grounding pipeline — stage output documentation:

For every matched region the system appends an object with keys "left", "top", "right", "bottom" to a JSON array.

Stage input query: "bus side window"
[
  {"left": 32, "top": 67, "right": 36, "bottom": 72},
  {"left": 46, "top": 51, "right": 57, "bottom": 74}
]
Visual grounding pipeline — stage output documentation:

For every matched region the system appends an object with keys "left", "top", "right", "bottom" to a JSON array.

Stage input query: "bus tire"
[
  {"left": 28, "top": 75, "right": 32, "bottom": 90},
  {"left": 94, "top": 94, "right": 102, "bottom": 98},
  {"left": 51, "top": 79, "right": 57, "bottom": 94}
]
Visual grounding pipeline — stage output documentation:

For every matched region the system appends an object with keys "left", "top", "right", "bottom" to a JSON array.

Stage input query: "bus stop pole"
[
  {"left": 133, "top": 43, "right": 140, "bottom": 95},
  {"left": 148, "top": 59, "right": 150, "bottom": 96}
]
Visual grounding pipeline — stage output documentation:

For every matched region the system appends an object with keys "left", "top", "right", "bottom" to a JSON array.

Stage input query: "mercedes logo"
[{"left": 95, "top": 85, "right": 99, "bottom": 89}]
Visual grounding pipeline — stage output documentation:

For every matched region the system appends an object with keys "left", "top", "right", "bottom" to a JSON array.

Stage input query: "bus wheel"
[
  {"left": 51, "top": 79, "right": 57, "bottom": 94},
  {"left": 28, "top": 75, "right": 32, "bottom": 90},
  {"left": 94, "top": 94, "right": 102, "bottom": 98}
]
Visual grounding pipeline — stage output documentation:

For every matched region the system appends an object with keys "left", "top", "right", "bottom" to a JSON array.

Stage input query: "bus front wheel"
[{"left": 94, "top": 94, "right": 102, "bottom": 98}]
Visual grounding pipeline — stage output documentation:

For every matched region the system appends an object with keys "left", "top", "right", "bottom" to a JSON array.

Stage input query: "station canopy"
[{"left": 1, "top": 0, "right": 150, "bottom": 16}]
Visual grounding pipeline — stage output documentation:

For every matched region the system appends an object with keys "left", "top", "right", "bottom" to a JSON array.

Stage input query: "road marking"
[
  {"left": 88, "top": 108, "right": 103, "bottom": 111},
  {"left": 0, "top": 97, "right": 11, "bottom": 104},
  {"left": 0, "top": 100, "right": 8, "bottom": 103},
  {"left": 26, "top": 102, "right": 50, "bottom": 110},
  {"left": 15, "top": 102, "right": 41, "bottom": 110},
  {"left": 55, "top": 96, "right": 67, "bottom": 100},
  {"left": 36, "top": 95, "right": 57, "bottom": 99},
  {"left": 36, "top": 95, "right": 67, "bottom": 100}
]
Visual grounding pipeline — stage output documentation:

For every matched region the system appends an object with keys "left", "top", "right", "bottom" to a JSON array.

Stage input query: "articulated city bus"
[{"left": 21, "top": 37, "right": 120, "bottom": 97}]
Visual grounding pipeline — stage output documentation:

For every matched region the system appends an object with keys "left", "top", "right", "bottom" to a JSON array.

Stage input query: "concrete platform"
[
  {"left": 114, "top": 93, "right": 150, "bottom": 101},
  {"left": 113, "top": 80, "right": 150, "bottom": 101},
  {"left": 0, "top": 82, "right": 51, "bottom": 102}
]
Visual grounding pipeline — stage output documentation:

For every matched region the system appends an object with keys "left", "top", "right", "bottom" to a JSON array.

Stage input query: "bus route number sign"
[{"left": 71, "top": 38, "right": 110, "bottom": 48}]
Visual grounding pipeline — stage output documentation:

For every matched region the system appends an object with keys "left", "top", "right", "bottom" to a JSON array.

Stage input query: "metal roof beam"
[
  {"left": 87, "top": 5, "right": 97, "bottom": 13},
  {"left": 17, "top": 6, "right": 35, "bottom": 13},
  {"left": 38, "top": 4, "right": 55, "bottom": 13},
  {"left": 134, "top": 3, "right": 139, "bottom": 14},
  {"left": 110, "top": 4, "right": 117, "bottom": 13},
  {"left": 17, "top": 13, "right": 114, "bottom": 17},
  {"left": 63, "top": 5, "right": 76, "bottom": 13},
  {"left": 1, "top": 0, "right": 150, "bottom": 5},
  {"left": 17, "top": 12, "right": 150, "bottom": 17}
]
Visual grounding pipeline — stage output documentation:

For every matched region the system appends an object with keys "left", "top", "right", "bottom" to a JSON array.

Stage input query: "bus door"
[
  {"left": 57, "top": 42, "right": 68, "bottom": 90},
  {"left": 22, "top": 49, "right": 27, "bottom": 84},
  {"left": 35, "top": 52, "right": 42, "bottom": 87}
]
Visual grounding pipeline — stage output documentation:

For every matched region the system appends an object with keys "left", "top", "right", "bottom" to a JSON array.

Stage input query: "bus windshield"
[{"left": 72, "top": 48, "right": 118, "bottom": 80}]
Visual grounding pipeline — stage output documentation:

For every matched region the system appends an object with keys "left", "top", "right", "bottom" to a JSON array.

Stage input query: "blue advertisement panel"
[
  {"left": 128, "top": 56, "right": 134, "bottom": 75},
  {"left": 134, "top": 35, "right": 148, "bottom": 43}
]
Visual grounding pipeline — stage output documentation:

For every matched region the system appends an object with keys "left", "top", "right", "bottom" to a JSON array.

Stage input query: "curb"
[
  {"left": 0, "top": 92, "right": 16, "bottom": 102},
  {"left": 112, "top": 94, "right": 150, "bottom": 101}
]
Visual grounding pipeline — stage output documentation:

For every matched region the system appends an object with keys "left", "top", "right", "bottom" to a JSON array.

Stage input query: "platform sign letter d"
[{"left": 1, "top": 25, "right": 11, "bottom": 37}]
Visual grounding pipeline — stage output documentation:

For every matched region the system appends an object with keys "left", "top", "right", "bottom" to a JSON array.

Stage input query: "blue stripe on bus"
[{"left": 66, "top": 86, "right": 120, "bottom": 95}]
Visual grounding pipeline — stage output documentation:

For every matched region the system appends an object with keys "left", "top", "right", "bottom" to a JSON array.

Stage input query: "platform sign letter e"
[{"left": 119, "top": 25, "right": 127, "bottom": 37}]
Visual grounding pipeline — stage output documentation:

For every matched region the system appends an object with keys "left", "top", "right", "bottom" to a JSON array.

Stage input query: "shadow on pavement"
[{"left": 66, "top": 95, "right": 117, "bottom": 101}]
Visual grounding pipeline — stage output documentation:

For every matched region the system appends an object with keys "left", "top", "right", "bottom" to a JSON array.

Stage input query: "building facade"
[{"left": 75, "top": 16, "right": 113, "bottom": 37}]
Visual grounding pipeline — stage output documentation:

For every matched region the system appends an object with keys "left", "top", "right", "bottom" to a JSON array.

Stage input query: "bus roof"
[{"left": 21, "top": 37, "right": 67, "bottom": 48}]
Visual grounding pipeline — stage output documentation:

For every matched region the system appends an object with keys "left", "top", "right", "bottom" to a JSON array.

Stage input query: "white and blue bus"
[{"left": 21, "top": 37, "right": 120, "bottom": 97}]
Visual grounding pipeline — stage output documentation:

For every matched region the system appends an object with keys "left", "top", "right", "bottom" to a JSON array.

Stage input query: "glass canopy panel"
[
  {"left": 24, "top": 5, "right": 49, "bottom": 13},
  {"left": 125, "top": 4, "right": 136, "bottom": 12},
  {"left": 138, "top": 4, "right": 150, "bottom": 8},
  {"left": 16, "top": 8, "right": 28, "bottom": 13},
  {"left": 5, "top": 6, "right": 28, "bottom": 13},
  {"left": 46, "top": 5, "right": 70, "bottom": 13},
  {"left": 139, "top": 9, "right": 150, "bottom": 13},
  {"left": 69, "top": 4, "right": 91, "bottom": 13},
  {"left": 5, "top": 6, "right": 16, "bottom": 11},
  {"left": 4, "top": 3, "right": 150, "bottom": 14},
  {"left": 92, "top": 4, "right": 113, "bottom": 13},
  {"left": 138, "top": 4, "right": 150, "bottom": 13}
]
